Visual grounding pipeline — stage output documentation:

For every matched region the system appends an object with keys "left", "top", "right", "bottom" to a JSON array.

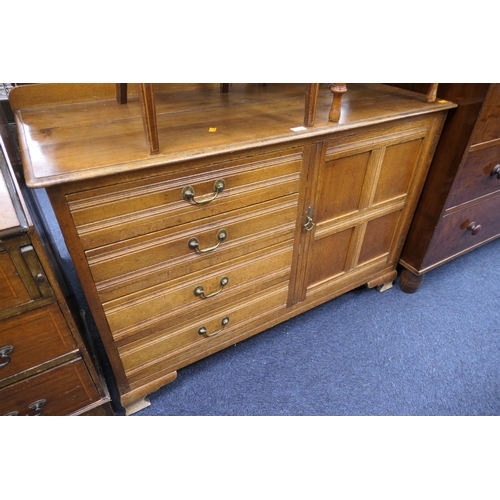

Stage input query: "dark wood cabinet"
[{"left": 391, "top": 84, "right": 500, "bottom": 292}]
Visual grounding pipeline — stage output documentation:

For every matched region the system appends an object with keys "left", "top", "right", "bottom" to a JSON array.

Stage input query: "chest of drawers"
[
  {"left": 9, "top": 83, "right": 454, "bottom": 414},
  {"left": 394, "top": 84, "right": 500, "bottom": 292},
  {"left": 0, "top": 112, "right": 111, "bottom": 416}
]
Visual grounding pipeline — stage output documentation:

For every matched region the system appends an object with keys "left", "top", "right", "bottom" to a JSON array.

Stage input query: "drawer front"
[
  {"left": 0, "top": 358, "right": 101, "bottom": 416},
  {"left": 119, "top": 282, "right": 289, "bottom": 384},
  {"left": 0, "top": 303, "right": 78, "bottom": 384},
  {"left": 67, "top": 147, "right": 303, "bottom": 250},
  {"left": 426, "top": 194, "right": 500, "bottom": 265},
  {"left": 0, "top": 240, "right": 53, "bottom": 313},
  {"left": 104, "top": 243, "right": 293, "bottom": 345},
  {"left": 0, "top": 250, "right": 31, "bottom": 309},
  {"left": 87, "top": 195, "right": 298, "bottom": 299},
  {"left": 445, "top": 144, "right": 500, "bottom": 209}
]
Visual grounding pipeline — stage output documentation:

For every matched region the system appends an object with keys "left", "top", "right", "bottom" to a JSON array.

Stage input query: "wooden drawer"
[
  {"left": 0, "top": 303, "right": 78, "bottom": 385},
  {"left": 426, "top": 193, "right": 500, "bottom": 265},
  {"left": 0, "top": 239, "right": 53, "bottom": 315},
  {"left": 445, "top": 144, "right": 500, "bottom": 209},
  {"left": 105, "top": 243, "right": 293, "bottom": 346},
  {"left": 119, "top": 282, "right": 289, "bottom": 384},
  {"left": 67, "top": 147, "right": 303, "bottom": 250},
  {"left": 87, "top": 195, "right": 298, "bottom": 299},
  {"left": 0, "top": 358, "right": 102, "bottom": 416},
  {"left": 0, "top": 250, "right": 31, "bottom": 309}
]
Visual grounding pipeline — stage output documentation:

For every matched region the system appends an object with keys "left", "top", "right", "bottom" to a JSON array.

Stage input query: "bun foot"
[{"left": 399, "top": 268, "right": 424, "bottom": 293}]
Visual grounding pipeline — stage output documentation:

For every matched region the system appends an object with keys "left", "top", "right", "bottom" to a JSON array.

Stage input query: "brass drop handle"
[
  {"left": 182, "top": 179, "right": 226, "bottom": 205},
  {"left": 198, "top": 316, "right": 230, "bottom": 338},
  {"left": 188, "top": 229, "right": 227, "bottom": 253},
  {"left": 491, "top": 164, "right": 500, "bottom": 179},
  {"left": 194, "top": 276, "right": 229, "bottom": 299},
  {"left": 467, "top": 222, "right": 482, "bottom": 235},
  {"left": 28, "top": 399, "right": 47, "bottom": 416},
  {"left": 0, "top": 345, "right": 14, "bottom": 368},
  {"left": 304, "top": 205, "right": 315, "bottom": 231}
]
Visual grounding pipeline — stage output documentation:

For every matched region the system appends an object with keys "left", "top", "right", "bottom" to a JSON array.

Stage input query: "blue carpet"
[
  {"left": 132, "top": 237, "right": 500, "bottom": 416},
  {"left": 35, "top": 189, "right": 500, "bottom": 416}
]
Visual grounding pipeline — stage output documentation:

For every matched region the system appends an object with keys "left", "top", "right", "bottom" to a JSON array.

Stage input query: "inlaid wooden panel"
[
  {"left": 358, "top": 211, "right": 401, "bottom": 266},
  {"left": 315, "top": 151, "right": 369, "bottom": 222},
  {"left": 0, "top": 358, "right": 101, "bottom": 416},
  {"left": 0, "top": 303, "right": 78, "bottom": 384},
  {"left": 306, "top": 229, "right": 354, "bottom": 287},
  {"left": 0, "top": 251, "right": 31, "bottom": 309},
  {"left": 372, "top": 139, "right": 422, "bottom": 205}
]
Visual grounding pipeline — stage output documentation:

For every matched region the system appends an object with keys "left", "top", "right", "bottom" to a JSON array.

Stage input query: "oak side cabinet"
[{"left": 9, "top": 83, "right": 454, "bottom": 414}]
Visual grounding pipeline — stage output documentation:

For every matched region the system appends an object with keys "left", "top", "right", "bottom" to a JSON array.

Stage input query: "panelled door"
[{"left": 291, "top": 115, "right": 445, "bottom": 305}]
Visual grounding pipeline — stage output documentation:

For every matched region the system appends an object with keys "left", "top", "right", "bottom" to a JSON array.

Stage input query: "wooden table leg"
[
  {"left": 304, "top": 83, "right": 320, "bottom": 127},
  {"left": 329, "top": 83, "right": 347, "bottom": 122},
  {"left": 138, "top": 83, "right": 159, "bottom": 155}
]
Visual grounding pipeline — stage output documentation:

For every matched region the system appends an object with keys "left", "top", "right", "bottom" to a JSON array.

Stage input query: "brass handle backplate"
[
  {"left": 188, "top": 229, "right": 227, "bottom": 253},
  {"left": 0, "top": 345, "right": 14, "bottom": 368},
  {"left": 182, "top": 179, "right": 226, "bottom": 205},
  {"left": 198, "top": 317, "right": 230, "bottom": 338},
  {"left": 194, "top": 276, "right": 229, "bottom": 299},
  {"left": 304, "top": 205, "right": 315, "bottom": 231}
]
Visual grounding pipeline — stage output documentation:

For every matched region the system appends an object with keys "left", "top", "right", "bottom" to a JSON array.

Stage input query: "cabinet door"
[{"left": 293, "top": 117, "right": 444, "bottom": 303}]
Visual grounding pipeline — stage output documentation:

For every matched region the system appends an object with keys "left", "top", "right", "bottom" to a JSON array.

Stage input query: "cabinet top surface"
[
  {"left": 9, "top": 83, "right": 455, "bottom": 188},
  {"left": 0, "top": 147, "right": 27, "bottom": 234}
]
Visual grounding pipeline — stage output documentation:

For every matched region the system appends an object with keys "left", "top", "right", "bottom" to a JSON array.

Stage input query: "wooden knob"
[
  {"left": 491, "top": 164, "right": 500, "bottom": 179},
  {"left": 467, "top": 222, "right": 482, "bottom": 235}
]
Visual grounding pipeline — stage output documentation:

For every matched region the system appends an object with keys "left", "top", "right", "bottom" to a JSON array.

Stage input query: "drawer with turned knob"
[
  {"left": 0, "top": 359, "right": 102, "bottom": 416},
  {"left": 425, "top": 194, "right": 500, "bottom": 265},
  {"left": 0, "top": 303, "right": 79, "bottom": 387},
  {"left": 445, "top": 143, "right": 500, "bottom": 209}
]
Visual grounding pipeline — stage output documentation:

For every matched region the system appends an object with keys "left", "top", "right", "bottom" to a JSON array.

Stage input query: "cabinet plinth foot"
[
  {"left": 124, "top": 397, "right": 151, "bottom": 416},
  {"left": 399, "top": 268, "right": 424, "bottom": 293},
  {"left": 120, "top": 371, "right": 178, "bottom": 415},
  {"left": 376, "top": 281, "right": 394, "bottom": 292},
  {"left": 366, "top": 270, "right": 397, "bottom": 292}
]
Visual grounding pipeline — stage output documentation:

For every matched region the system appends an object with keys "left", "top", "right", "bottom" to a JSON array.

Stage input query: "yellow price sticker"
[{"left": 209, "top": 127, "right": 217, "bottom": 132}]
